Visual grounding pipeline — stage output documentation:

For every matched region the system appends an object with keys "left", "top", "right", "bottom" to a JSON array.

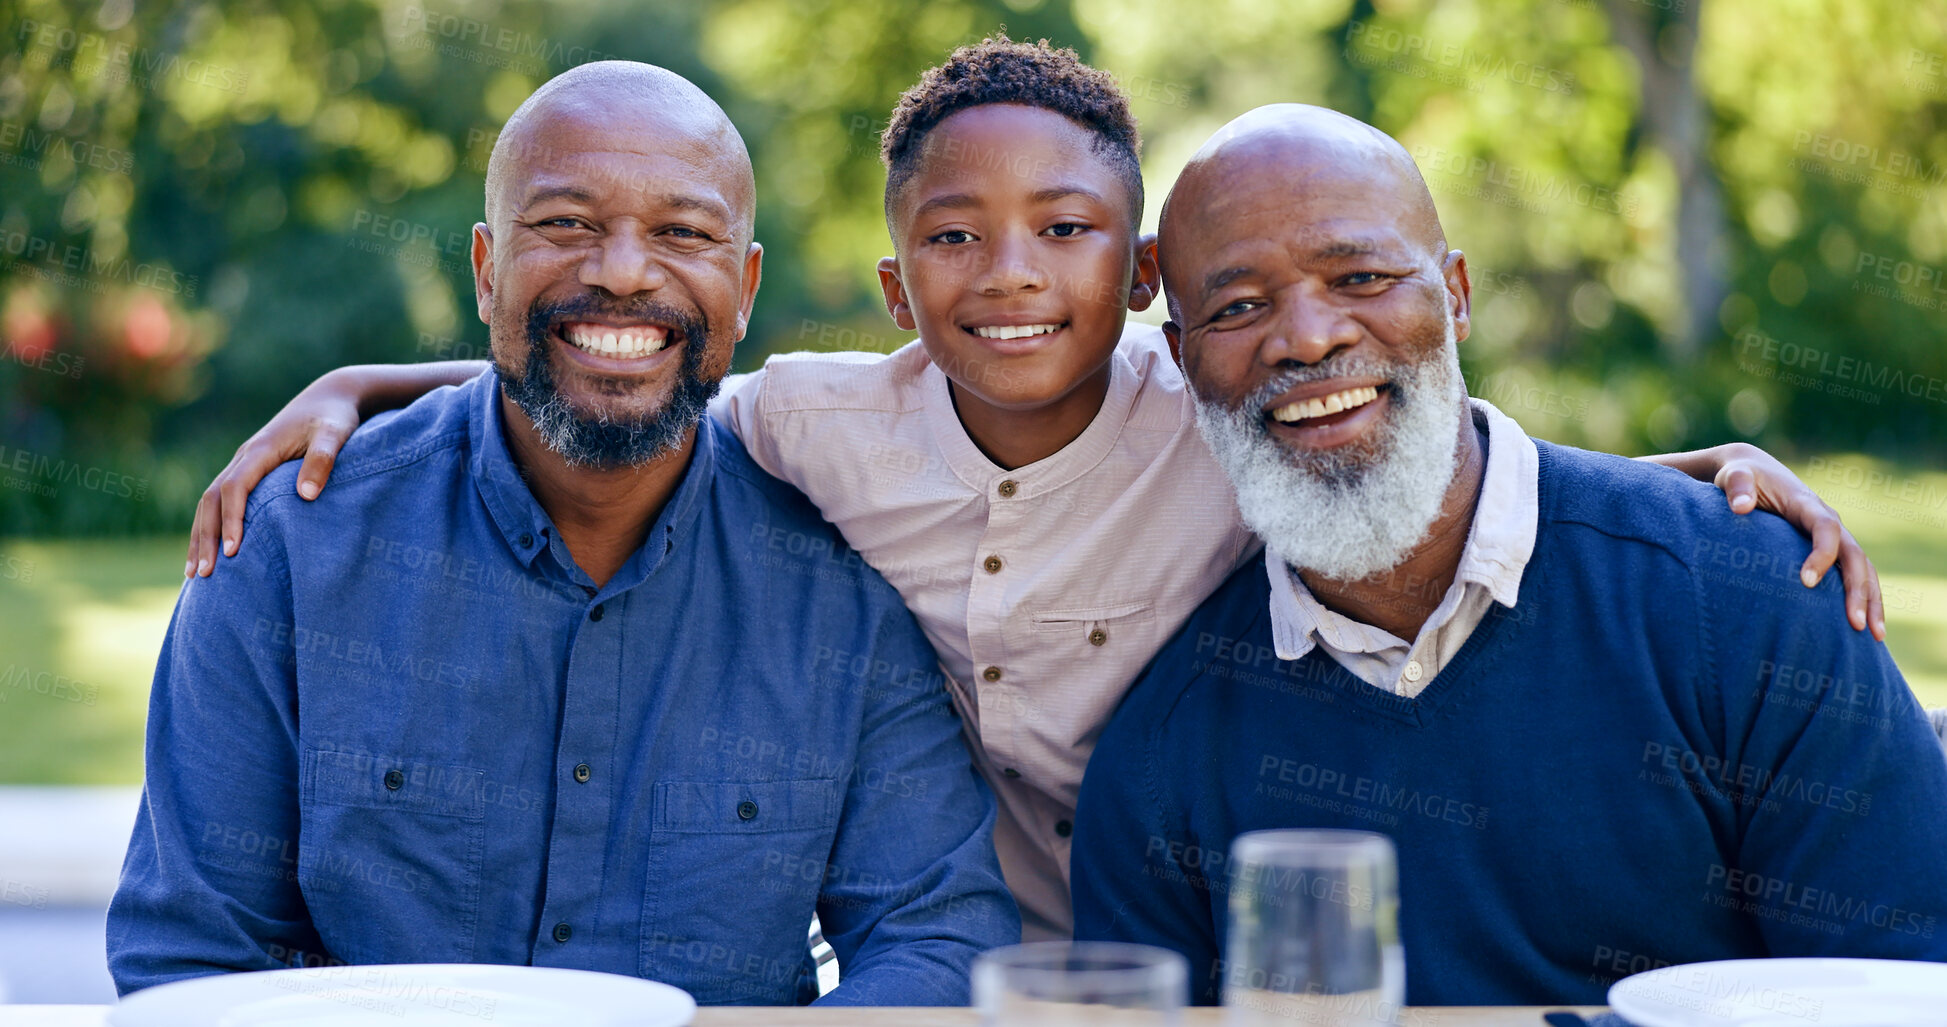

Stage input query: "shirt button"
[
  {"left": 1002, "top": 768, "right": 1021, "bottom": 779},
  {"left": 1404, "top": 660, "right": 1424, "bottom": 683},
  {"left": 982, "top": 666, "right": 1002, "bottom": 683},
  {"left": 982, "top": 555, "right": 1003, "bottom": 574},
  {"left": 552, "top": 922, "right": 572, "bottom": 944},
  {"left": 737, "top": 800, "right": 759, "bottom": 821},
  {"left": 1088, "top": 628, "right": 1108, "bottom": 646},
  {"left": 997, "top": 479, "right": 1018, "bottom": 498},
  {"left": 383, "top": 769, "right": 404, "bottom": 791},
  {"left": 589, "top": 604, "right": 605, "bottom": 622},
  {"left": 518, "top": 532, "right": 535, "bottom": 549},
  {"left": 1054, "top": 819, "right": 1073, "bottom": 838},
  {"left": 573, "top": 763, "right": 591, "bottom": 784}
]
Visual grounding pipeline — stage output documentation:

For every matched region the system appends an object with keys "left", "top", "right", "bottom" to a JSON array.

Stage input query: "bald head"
[
  {"left": 484, "top": 61, "right": 755, "bottom": 244},
  {"left": 1159, "top": 104, "right": 1445, "bottom": 323}
]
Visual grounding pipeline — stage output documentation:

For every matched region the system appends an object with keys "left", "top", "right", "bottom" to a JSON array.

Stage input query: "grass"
[{"left": 0, "top": 454, "right": 1942, "bottom": 783}]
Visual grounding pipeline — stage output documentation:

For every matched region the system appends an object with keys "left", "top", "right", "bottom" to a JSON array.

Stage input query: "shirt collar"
[
  {"left": 921, "top": 322, "right": 1147, "bottom": 498},
  {"left": 1266, "top": 397, "right": 1539, "bottom": 661},
  {"left": 467, "top": 368, "right": 716, "bottom": 587}
]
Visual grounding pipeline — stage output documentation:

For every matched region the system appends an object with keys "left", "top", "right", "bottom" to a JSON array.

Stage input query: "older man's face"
[
  {"left": 1162, "top": 142, "right": 1473, "bottom": 579},
  {"left": 472, "top": 98, "right": 760, "bottom": 467}
]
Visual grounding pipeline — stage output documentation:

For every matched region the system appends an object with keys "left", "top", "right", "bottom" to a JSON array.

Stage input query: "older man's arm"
[
  {"left": 811, "top": 616, "right": 1020, "bottom": 1006},
  {"left": 106, "top": 501, "right": 324, "bottom": 993},
  {"left": 1720, "top": 573, "right": 1947, "bottom": 958}
]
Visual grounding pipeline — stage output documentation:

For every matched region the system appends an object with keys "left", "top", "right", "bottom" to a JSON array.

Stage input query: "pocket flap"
[
  {"left": 1029, "top": 602, "right": 1154, "bottom": 630},
  {"left": 307, "top": 748, "right": 486, "bottom": 820},
  {"left": 654, "top": 778, "right": 840, "bottom": 834}
]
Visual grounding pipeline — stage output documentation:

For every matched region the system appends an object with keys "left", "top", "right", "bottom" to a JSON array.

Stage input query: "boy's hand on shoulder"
[
  {"left": 1695, "top": 442, "right": 1883, "bottom": 640},
  {"left": 188, "top": 371, "right": 362, "bottom": 579}
]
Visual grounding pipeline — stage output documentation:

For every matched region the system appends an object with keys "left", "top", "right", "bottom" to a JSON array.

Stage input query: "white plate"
[
  {"left": 1609, "top": 957, "right": 1947, "bottom": 1027},
  {"left": 110, "top": 963, "right": 696, "bottom": 1027}
]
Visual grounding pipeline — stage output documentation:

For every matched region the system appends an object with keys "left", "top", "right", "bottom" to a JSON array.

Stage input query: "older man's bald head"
[
  {"left": 484, "top": 61, "right": 756, "bottom": 243},
  {"left": 1158, "top": 104, "right": 1446, "bottom": 321}
]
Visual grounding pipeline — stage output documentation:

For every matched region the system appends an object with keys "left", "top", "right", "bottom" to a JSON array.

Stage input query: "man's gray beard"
[{"left": 1192, "top": 324, "right": 1467, "bottom": 581}]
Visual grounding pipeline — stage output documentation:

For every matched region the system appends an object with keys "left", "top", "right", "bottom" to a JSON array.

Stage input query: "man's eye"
[
  {"left": 539, "top": 217, "right": 584, "bottom": 229},
  {"left": 1045, "top": 222, "right": 1089, "bottom": 238},
  {"left": 930, "top": 230, "right": 974, "bottom": 245},
  {"left": 1215, "top": 300, "right": 1259, "bottom": 319},
  {"left": 667, "top": 226, "right": 710, "bottom": 240},
  {"left": 1341, "top": 271, "right": 1390, "bottom": 287}
]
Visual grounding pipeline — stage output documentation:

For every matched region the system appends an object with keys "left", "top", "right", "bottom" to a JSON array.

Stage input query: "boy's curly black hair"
[{"left": 879, "top": 34, "right": 1143, "bottom": 225}]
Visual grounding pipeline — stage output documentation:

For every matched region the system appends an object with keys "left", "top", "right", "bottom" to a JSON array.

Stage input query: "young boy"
[{"left": 185, "top": 38, "right": 1891, "bottom": 941}]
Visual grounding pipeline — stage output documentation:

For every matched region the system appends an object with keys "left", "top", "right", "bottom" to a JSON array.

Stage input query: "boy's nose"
[{"left": 973, "top": 234, "right": 1048, "bottom": 295}]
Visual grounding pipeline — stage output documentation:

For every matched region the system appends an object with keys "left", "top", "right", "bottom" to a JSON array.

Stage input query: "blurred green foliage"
[{"left": 1, "top": 0, "right": 1943, "bottom": 535}]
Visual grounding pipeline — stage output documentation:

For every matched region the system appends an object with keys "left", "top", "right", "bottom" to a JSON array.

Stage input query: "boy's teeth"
[
  {"left": 562, "top": 323, "right": 670, "bottom": 359},
  {"left": 1269, "top": 385, "right": 1382, "bottom": 424},
  {"left": 971, "top": 323, "right": 1062, "bottom": 341}
]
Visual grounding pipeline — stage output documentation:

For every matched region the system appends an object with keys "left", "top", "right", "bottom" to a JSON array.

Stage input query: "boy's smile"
[{"left": 878, "top": 103, "right": 1157, "bottom": 468}]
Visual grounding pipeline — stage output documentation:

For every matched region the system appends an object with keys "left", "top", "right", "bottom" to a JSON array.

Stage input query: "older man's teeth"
[
  {"left": 564, "top": 323, "right": 670, "bottom": 359},
  {"left": 971, "top": 323, "right": 1063, "bottom": 341},
  {"left": 1270, "top": 385, "right": 1382, "bottom": 424}
]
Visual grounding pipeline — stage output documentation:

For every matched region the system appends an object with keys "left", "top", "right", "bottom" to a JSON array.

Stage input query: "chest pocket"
[
  {"left": 640, "top": 778, "right": 842, "bottom": 1004},
  {"left": 298, "top": 749, "right": 486, "bottom": 965},
  {"left": 1029, "top": 602, "right": 1154, "bottom": 650}
]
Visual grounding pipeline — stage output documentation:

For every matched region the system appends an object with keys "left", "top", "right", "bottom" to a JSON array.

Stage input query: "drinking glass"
[
  {"left": 974, "top": 941, "right": 1187, "bottom": 1026},
  {"left": 1222, "top": 829, "right": 1404, "bottom": 1027}
]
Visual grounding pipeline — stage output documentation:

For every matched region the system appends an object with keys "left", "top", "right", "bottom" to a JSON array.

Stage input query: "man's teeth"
[
  {"left": 1269, "top": 385, "right": 1382, "bottom": 424},
  {"left": 971, "top": 323, "right": 1062, "bottom": 341},
  {"left": 563, "top": 323, "right": 670, "bottom": 358}
]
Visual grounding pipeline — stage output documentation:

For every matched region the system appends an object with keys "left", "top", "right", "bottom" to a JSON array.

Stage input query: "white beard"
[{"left": 1193, "top": 322, "right": 1467, "bottom": 581}]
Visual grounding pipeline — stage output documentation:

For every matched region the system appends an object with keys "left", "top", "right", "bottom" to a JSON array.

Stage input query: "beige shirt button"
[
  {"left": 982, "top": 666, "right": 1003, "bottom": 682},
  {"left": 983, "top": 555, "right": 1003, "bottom": 574},
  {"left": 997, "top": 479, "right": 1018, "bottom": 498},
  {"left": 1403, "top": 660, "right": 1424, "bottom": 683},
  {"left": 1088, "top": 628, "right": 1108, "bottom": 646}
]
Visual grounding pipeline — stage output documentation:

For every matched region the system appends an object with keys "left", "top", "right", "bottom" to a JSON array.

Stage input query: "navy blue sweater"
[{"left": 1072, "top": 441, "right": 1947, "bottom": 1005}]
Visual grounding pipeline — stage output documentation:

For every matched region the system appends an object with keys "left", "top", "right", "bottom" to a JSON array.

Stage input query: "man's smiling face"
[
  {"left": 472, "top": 70, "right": 761, "bottom": 467},
  {"left": 1160, "top": 105, "right": 1474, "bottom": 580}
]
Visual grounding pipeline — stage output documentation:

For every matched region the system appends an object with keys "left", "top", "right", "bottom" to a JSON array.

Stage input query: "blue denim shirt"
[{"left": 107, "top": 370, "right": 1019, "bottom": 1004}]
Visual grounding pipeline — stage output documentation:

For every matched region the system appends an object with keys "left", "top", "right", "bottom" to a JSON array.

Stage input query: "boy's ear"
[
  {"left": 471, "top": 224, "right": 494, "bottom": 324},
  {"left": 1126, "top": 233, "right": 1161, "bottom": 312},
  {"left": 877, "top": 256, "right": 917, "bottom": 332}
]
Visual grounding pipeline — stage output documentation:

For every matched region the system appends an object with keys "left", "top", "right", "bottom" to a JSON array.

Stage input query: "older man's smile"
[{"left": 1263, "top": 380, "right": 1392, "bottom": 447}]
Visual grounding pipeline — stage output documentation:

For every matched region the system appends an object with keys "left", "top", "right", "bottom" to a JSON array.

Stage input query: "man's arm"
[
  {"left": 1718, "top": 572, "right": 1947, "bottom": 958},
  {"left": 106, "top": 505, "right": 323, "bottom": 993},
  {"left": 811, "top": 613, "right": 1019, "bottom": 1006},
  {"left": 1071, "top": 678, "right": 1224, "bottom": 1005}
]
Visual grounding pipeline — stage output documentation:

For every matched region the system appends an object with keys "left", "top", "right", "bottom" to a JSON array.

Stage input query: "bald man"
[
  {"left": 1071, "top": 104, "right": 1947, "bottom": 1006},
  {"left": 107, "top": 62, "right": 1017, "bottom": 1004}
]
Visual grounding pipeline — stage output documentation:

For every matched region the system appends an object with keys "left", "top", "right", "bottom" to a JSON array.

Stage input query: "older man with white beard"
[{"left": 1069, "top": 104, "right": 1947, "bottom": 1006}]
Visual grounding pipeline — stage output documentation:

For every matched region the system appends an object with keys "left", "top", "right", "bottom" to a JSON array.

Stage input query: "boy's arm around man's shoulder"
[{"left": 107, "top": 487, "right": 325, "bottom": 993}]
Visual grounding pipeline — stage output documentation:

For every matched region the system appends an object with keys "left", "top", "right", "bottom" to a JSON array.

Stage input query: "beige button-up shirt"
[
  {"left": 1268, "top": 399, "right": 1539, "bottom": 697},
  {"left": 712, "top": 323, "right": 1257, "bottom": 939}
]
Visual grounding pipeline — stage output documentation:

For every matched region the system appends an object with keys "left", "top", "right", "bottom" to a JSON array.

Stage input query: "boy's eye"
[
  {"left": 929, "top": 229, "right": 975, "bottom": 245},
  {"left": 1044, "top": 222, "right": 1089, "bottom": 238}
]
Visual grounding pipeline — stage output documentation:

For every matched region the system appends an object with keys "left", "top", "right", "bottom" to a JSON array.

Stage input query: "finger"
[
  {"left": 1797, "top": 502, "right": 1843, "bottom": 590},
  {"left": 294, "top": 427, "right": 348, "bottom": 502},
  {"left": 1834, "top": 529, "right": 1886, "bottom": 640},
  {"left": 1716, "top": 465, "right": 1759, "bottom": 515},
  {"left": 189, "top": 486, "right": 221, "bottom": 578}
]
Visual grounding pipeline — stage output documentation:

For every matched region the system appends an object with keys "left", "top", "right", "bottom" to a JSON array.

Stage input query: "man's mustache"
[{"left": 525, "top": 293, "right": 710, "bottom": 344}]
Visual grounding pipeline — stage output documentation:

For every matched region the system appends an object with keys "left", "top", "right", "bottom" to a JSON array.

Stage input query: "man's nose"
[
  {"left": 972, "top": 231, "right": 1048, "bottom": 296},
  {"left": 1261, "top": 287, "right": 1360, "bottom": 367},
  {"left": 578, "top": 227, "right": 670, "bottom": 297}
]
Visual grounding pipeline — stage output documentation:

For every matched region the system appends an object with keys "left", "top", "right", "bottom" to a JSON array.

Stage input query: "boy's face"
[{"left": 878, "top": 104, "right": 1156, "bottom": 413}]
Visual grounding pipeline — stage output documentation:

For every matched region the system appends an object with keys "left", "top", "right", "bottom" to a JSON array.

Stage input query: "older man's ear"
[
  {"left": 1443, "top": 249, "right": 1472, "bottom": 343},
  {"left": 472, "top": 223, "right": 495, "bottom": 325}
]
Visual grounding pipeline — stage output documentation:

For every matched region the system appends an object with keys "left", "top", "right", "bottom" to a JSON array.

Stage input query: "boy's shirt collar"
[{"left": 922, "top": 321, "right": 1149, "bottom": 499}]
